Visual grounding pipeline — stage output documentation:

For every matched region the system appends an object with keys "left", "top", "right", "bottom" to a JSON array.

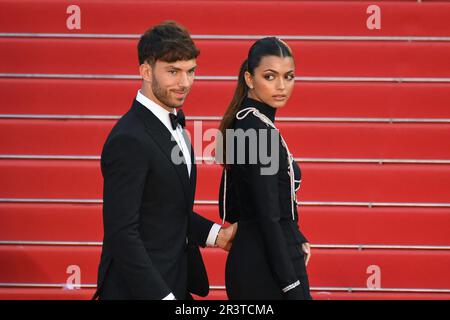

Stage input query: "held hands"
[
  {"left": 301, "top": 242, "right": 312, "bottom": 266},
  {"left": 215, "top": 223, "right": 238, "bottom": 251}
]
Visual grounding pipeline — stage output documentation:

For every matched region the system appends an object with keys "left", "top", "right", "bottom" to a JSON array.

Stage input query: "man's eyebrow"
[
  {"left": 165, "top": 66, "right": 181, "bottom": 70},
  {"left": 165, "top": 65, "right": 197, "bottom": 71}
]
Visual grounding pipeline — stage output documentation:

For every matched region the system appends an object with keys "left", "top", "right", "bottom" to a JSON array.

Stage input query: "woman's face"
[{"left": 245, "top": 55, "right": 295, "bottom": 109}]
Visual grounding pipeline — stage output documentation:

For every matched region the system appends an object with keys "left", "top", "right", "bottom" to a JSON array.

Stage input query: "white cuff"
[
  {"left": 282, "top": 280, "right": 300, "bottom": 293},
  {"left": 162, "top": 293, "right": 176, "bottom": 300},
  {"left": 206, "top": 223, "right": 222, "bottom": 247}
]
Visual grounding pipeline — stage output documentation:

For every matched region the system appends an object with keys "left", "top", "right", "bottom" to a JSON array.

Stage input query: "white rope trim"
[
  {"left": 1, "top": 283, "right": 450, "bottom": 293},
  {"left": 236, "top": 107, "right": 298, "bottom": 220},
  {"left": 3, "top": 33, "right": 450, "bottom": 42},
  {"left": 294, "top": 179, "right": 302, "bottom": 192},
  {"left": 3, "top": 73, "right": 450, "bottom": 83},
  {"left": 2, "top": 154, "right": 450, "bottom": 164},
  {"left": 1, "top": 241, "right": 449, "bottom": 250},
  {"left": 282, "top": 280, "right": 301, "bottom": 293},
  {"left": 222, "top": 169, "right": 227, "bottom": 225},
  {"left": 1, "top": 198, "right": 450, "bottom": 208},
  {"left": 4, "top": 114, "right": 450, "bottom": 124},
  {"left": 235, "top": 108, "right": 255, "bottom": 120}
]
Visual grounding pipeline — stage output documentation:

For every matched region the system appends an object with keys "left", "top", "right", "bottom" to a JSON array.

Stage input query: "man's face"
[{"left": 149, "top": 59, "right": 197, "bottom": 109}]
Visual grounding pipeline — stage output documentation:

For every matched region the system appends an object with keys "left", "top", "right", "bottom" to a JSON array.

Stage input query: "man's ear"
[
  {"left": 244, "top": 71, "right": 253, "bottom": 90},
  {"left": 139, "top": 62, "right": 152, "bottom": 82}
]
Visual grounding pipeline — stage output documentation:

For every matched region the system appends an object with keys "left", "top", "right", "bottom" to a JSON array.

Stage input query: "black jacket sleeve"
[
  {"left": 101, "top": 134, "right": 171, "bottom": 299},
  {"left": 243, "top": 125, "right": 304, "bottom": 299},
  {"left": 189, "top": 211, "right": 215, "bottom": 247},
  {"left": 219, "top": 167, "right": 240, "bottom": 224}
]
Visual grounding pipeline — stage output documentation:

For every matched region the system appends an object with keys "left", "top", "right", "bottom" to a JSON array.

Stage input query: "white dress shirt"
[{"left": 136, "top": 90, "right": 222, "bottom": 300}]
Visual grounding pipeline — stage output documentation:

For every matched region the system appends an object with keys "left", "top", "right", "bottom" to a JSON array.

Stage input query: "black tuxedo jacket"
[{"left": 94, "top": 99, "right": 214, "bottom": 299}]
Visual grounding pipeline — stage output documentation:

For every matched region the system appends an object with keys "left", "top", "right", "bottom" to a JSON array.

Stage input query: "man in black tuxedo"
[{"left": 94, "top": 21, "right": 236, "bottom": 300}]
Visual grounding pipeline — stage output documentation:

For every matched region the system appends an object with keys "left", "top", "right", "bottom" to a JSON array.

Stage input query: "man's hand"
[
  {"left": 215, "top": 223, "right": 238, "bottom": 251},
  {"left": 301, "top": 242, "right": 312, "bottom": 266}
]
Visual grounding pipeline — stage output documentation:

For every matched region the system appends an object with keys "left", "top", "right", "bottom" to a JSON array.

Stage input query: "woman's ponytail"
[{"left": 217, "top": 59, "right": 249, "bottom": 167}]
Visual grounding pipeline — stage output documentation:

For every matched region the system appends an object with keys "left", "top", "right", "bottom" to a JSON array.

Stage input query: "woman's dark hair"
[
  {"left": 217, "top": 37, "right": 293, "bottom": 166},
  {"left": 137, "top": 21, "right": 200, "bottom": 65}
]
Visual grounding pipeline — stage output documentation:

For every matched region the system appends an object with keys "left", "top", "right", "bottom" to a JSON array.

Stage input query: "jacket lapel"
[
  {"left": 132, "top": 100, "right": 191, "bottom": 205},
  {"left": 183, "top": 129, "right": 197, "bottom": 207},
  {"left": 181, "top": 129, "right": 197, "bottom": 188}
]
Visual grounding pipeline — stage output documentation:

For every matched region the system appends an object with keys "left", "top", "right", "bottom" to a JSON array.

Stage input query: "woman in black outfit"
[{"left": 218, "top": 37, "right": 312, "bottom": 300}]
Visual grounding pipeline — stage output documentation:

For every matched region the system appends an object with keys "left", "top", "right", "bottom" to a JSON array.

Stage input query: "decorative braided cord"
[
  {"left": 222, "top": 168, "right": 227, "bottom": 225},
  {"left": 282, "top": 280, "right": 301, "bottom": 293},
  {"left": 234, "top": 107, "right": 298, "bottom": 221}
]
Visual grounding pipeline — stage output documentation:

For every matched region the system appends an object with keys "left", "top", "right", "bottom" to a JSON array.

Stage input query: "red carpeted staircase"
[{"left": 1, "top": 0, "right": 450, "bottom": 300}]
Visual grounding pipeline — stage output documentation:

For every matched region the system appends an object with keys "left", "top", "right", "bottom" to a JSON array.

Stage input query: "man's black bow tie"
[{"left": 169, "top": 109, "right": 186, "bottom": 130}]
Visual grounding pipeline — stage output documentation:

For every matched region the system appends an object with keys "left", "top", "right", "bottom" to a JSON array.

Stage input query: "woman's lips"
[{"left": 273, "top": 95, "right": 287, "bottom": 101}]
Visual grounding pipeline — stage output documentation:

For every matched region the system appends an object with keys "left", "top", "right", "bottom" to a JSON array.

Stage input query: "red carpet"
[{"left": 0, "top": 0, "right": 449, "bottom": 299}]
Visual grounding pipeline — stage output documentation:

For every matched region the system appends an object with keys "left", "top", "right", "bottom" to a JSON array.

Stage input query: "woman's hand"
[
  {"left": 301, "top": 242, "right": 311, "bottom": 267},
  {"left": 216, "top": 223, "right": 238, "bottom": 251}
]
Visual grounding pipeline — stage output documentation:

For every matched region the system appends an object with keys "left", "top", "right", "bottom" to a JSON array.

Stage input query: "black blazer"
[
  {"left": 95, "top": 99, "right": 214, "bottom": 299},
  {"left": 219, "top": 97, "right": 308, "bottom": 299}
]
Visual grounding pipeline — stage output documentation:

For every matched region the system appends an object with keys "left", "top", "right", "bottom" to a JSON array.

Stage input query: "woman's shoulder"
[{"left": 234, "top": 108, "right": 271, "bottom": 131}]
